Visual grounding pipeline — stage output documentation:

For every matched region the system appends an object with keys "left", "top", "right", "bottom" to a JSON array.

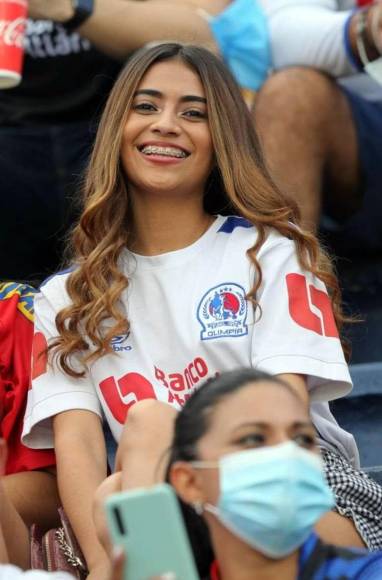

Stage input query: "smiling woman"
[
  {"left": 120, "top": 59, "right": 215, "bottom": 245},
  {"left": 21, "top": 43, "right": 382, "bottom": 577}
]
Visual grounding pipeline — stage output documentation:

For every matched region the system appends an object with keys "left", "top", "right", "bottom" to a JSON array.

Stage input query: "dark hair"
[
  {"left": 167, "top": 369, "right": 306, "bottom": 577},
  {"left": 170, "top": 368, "right": 305, "bottom": 463}
]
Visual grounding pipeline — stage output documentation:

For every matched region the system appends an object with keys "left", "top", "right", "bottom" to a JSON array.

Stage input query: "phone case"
[{"left": 105, "top": 483, "right": 200, "bottom": 580}]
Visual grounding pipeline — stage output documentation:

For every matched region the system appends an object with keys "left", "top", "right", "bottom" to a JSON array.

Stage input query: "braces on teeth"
[{"left": 141, "top": 145, "right": 187, "bottom": 158}]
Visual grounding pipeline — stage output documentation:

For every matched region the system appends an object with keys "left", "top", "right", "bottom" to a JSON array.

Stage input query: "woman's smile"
[{"left": 137, "top": 141, "right": 190, "bottom": 164}]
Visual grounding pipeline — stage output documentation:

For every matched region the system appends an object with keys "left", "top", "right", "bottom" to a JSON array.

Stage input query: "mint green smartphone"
[{"left": 105, "top": 483, "right": 199, "bottom": 580}]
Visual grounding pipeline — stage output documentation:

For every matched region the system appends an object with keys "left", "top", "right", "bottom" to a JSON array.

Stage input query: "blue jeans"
[{"left": 0, "top": 122, "right": 94, "bottom": 283}]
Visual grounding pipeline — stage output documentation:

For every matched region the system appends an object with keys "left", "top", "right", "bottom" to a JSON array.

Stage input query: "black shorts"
[{"left": 322, "top": 88, "right": 382, "bottom": 254}]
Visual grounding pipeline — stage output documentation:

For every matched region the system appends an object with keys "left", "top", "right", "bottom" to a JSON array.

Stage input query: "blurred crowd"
[{"left": 0, "top": 0, "right": 382, "bottom": 579}]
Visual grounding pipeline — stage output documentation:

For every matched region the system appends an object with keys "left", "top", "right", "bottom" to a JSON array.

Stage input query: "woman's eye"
[
  {"left": 294, "top": 433, "right": 316, "bottom": 448},
  {"left": 236, "top": 433, "right": 265, "bottom": 447},
  {"left": 183, "top": 109, "right": 207, "bottom": 119},
  {"left": 133, "top": 102, "right": 156, "bottom": 113}
]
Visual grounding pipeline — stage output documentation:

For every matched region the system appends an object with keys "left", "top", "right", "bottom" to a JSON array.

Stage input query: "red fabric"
[
  {"left": 0, "top": 283, "right": 55, "bottom": 474},
  {"left": 210, "top": 560, "right": 220, "bottom": 580},
  {"left": 357, "top": 0, "right": 373, "bottom": 6}
]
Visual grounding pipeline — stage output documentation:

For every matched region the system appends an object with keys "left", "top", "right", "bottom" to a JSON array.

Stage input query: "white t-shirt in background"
[{"left": 259, "top": 0, "right": 382, "bottom": 102}]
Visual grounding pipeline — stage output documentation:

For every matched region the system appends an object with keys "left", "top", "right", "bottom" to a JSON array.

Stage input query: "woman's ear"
[{"left": 169, "top": 461, "right": 205, "bottom": 506}]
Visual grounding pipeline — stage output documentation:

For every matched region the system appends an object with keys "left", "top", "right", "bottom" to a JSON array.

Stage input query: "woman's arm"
[
  {"left": 0, "top": 440, "right": 30, "bottom": 568},
  {"left": 53, "top": 410, "right": 109, "bottom": 578},
  {"left": 27, "top": 0, "right": 231, "bottom": 59}
]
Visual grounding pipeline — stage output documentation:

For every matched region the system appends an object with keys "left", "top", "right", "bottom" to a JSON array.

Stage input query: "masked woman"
[
  {"left": 169, "top": 368, "right": 382, "bottom": 579},
  {"left": 21, "top": 43, "right": 382, "bottom": 578}
]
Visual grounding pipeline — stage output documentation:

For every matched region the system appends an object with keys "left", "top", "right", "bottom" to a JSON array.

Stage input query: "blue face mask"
[
  {"left": 192, "top": 441, "right": 334, "bottom": 559},
  {"left": 199, "top": 0, "right": 270, "bottom": 91}
]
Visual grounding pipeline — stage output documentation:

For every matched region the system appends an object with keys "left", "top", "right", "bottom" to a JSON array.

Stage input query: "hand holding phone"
[
  {"left": 105, "top": 483, "right": 198, "bottom": 580},
  {"left": 107, "top": 548, "right": 177, "bottom": 580}
]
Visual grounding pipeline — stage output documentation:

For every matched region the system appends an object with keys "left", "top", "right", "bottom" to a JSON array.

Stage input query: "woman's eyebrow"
[
  {"left": 290, "top": 421, "right": 315, "bottom": 430},
  {"left": 231, "top": 420, "right": 314, "bottom": 434},
  {"left": 134, "top": 89, "right": 206, "bottom": 104},
  {"left": 231, "top": 421, "right": 269, "bottom": 433}
]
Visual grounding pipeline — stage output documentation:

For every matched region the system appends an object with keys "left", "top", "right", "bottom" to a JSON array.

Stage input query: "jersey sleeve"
[
  {"left": 260, "top": 1, "right": 355, "bottom": 77},
  {"left": 22, "top": 283, "right": 102, "bottom": 450},
  {"left": 251, "top": 237, "right": 352, "bottom": 402},
  {"left": 0, "top": 283, "right": 56, "bottom": 473}
]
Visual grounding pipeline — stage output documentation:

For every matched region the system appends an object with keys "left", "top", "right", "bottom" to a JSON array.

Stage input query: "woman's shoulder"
[
  {"left": 37, "top": 266, "right": 76, "bottom": 310},
  {"left": 216, "top": 215, "right": 293, "bottom": 249}
]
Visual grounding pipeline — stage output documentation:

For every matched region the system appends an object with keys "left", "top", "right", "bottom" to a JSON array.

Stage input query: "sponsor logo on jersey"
[
  {"left": 286, "top": 273, "right": 338, "bottom": 338},
  {"left": 197, "top": 283, "right": 248, "bottom": 340},
  {"left": 110, "top": 332, "right": 132, "bottom": 352},
  {"left": 155, "top": 357, "right": 210, "bottom": 406},
  {"left": 99, "top": 372, "right": 156, "bottom": 424}
]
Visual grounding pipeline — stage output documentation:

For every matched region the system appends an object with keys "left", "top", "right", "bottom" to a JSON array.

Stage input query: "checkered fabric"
[{"left": 322, "top": 448, "right": 382, "bottom": 551}]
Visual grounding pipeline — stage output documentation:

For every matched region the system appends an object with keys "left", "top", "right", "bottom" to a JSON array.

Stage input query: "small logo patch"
[
  {"left": 111, "top": 333, "right": 132, "bottom": 352},
  {"left": 197, "top": 283, "right": 248, "bottom": 340}
]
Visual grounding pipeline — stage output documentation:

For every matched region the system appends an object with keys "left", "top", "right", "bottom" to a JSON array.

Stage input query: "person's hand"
[
  {"left": 87, "top": 557, "right": 113, "bottom": 580},
  {"left": 108, "top": 549, "right": 123, "bottom": 580},
  {"left": 27, "top": 0, "right": 74, "bottom": 23},
  {"left": 107, "top": 548, "right": 176, "bottom": 580}
]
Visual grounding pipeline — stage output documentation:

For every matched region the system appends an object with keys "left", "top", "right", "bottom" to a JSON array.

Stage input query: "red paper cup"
[{"left": 0, "top": 0, "right": 27, "bottom": 89}]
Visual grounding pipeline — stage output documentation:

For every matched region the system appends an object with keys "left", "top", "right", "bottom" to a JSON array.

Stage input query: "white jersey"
[
  {"left": 259, "top": 0, "right": 382, "bottom": 102},
  {"left": 22, "top": 215, "right": 359, "bottom": 466}
]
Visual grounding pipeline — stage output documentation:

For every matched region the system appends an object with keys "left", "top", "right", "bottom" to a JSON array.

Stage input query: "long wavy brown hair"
[{"left": 51, "top": 43, "right": 349, "bottom": 377}]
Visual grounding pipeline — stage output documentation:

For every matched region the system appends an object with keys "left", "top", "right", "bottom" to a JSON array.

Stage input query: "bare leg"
[
  {"left": 2, "top": 470, "right": 60, "bottom": 530},
  {"left": 0, "top": 481, "right": 30, "bottom": 568},
  {"left": 317, "top": 511, "right": 366, "bottom": 549},
  {"left": 254, "top": 67, "right": 361, "bottom": 232}
]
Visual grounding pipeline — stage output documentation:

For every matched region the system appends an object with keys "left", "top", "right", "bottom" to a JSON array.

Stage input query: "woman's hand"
[
  {"left": 107, "top": 548, "right": 176, "bottom": 580},
  {"left": 87, "top": 557, "right": 112, "bottom": 580}
]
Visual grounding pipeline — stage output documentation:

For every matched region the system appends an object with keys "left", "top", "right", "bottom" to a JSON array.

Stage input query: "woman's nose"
[{"left": 150, "top": 109, "right": 181, "bottom": 135}]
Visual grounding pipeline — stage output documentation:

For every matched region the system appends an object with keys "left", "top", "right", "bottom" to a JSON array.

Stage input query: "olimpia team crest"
[{"left": 197, "top": 283, "right": 248, "bottom": 340}]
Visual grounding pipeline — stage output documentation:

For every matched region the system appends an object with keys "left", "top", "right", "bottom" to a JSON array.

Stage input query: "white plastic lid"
[{"left": 0, "top": 69, "right": 21, "bottom": 89}]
